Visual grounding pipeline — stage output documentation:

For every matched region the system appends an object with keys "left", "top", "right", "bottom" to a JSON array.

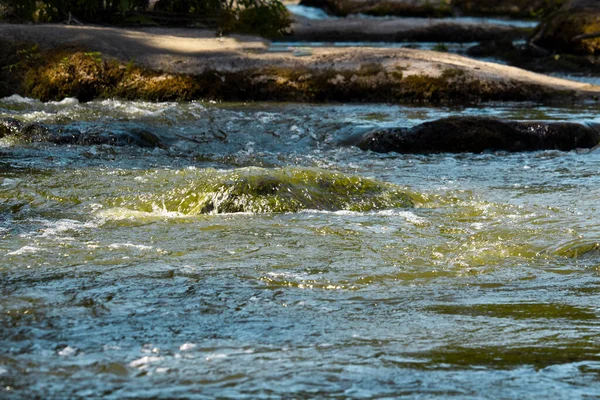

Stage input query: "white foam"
[
  {"left": 1, "top": 178, "right": 21, "bottom": 187},
  {"left": 179, "top": 343, "right": 197, "bottom": 351},
  {"left": 205, "top": 353, "right": 228, "bottom": 361},
  {"left": 96, "top": 207, "right": 186, "bottom": 221},
  {"left": 129, "top": 356, "right": 163, "bottom": 368},
  {"left": 38, "top": 219, "right": 97, "bottom": 238},
  {"left": 0, "top": 94, "right": 37, "bottom": 104},
  {"left": 48, "top": 97, "right": 79, "bottom": 106},
  {"left": 7, "top": 246, "right": 42, "bottom": 256},
  {"left": 108, "top": 243, "right": 154, "bottom": 251},
  {"left": 58, "top": 346, "right": 77, "bottom": 357},
  {"left": 287, "top": 4, "right": 332, "bottom": 20}
]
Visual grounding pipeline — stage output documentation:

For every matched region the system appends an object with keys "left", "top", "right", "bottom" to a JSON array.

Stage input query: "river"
[{"left": 1, "top": 95, "right": 600, "bottom": 398}]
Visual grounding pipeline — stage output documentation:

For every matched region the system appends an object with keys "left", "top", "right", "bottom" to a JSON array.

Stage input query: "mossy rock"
[
  {"left": 0, "top": 39, "right": 588, "bottom": 104},
  {"left": 532, "top": 0, "right": 600, "bottom": 55},
  {"left": 115, "top": 167, "right": 415, "bottom": 214}
]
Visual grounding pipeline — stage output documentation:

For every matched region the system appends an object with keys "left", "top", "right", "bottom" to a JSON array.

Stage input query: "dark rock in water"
[
  {"left": 466, "top": 39, "right": 515, "bottom": 58},
  {"left": 20, "top": 123, "right": 51, "bottom": 142},
  {"left": 58, "top": 126, "right": 165, "bottom": 148},
  {"left": 355, "top": 116, "right": 600, "bottom": 153},
  {"left": 3, "top": 122, "right": 166, "bottom": 148},
  {"left": 531, "top": 0, "right": 600, "bottom": 56},
  {"left": 0, "top": 118, "right": 23, "bottom": 138}
]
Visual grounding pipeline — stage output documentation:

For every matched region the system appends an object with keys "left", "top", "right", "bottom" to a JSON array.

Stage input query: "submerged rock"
[
  {"left": 551, "top": 240, "right": 600, "bottom": 259},
  {"left": 139, "top": 167, "right": 415, "bottom": 214},
  {"left": 531, "top": 0, "right": 600, "bottom": 56},
  {"left": 0, "top": 120, "right": 165, "bottom": 148},
  {"left": 355, "top": 116, "right": 600, "bottom": 153},
  {"left": 0, "top": 118, "right": 23, "bottom": 138}
]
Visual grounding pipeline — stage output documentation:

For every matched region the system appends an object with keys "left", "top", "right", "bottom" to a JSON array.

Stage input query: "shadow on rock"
[{"left": 354, "top": 116, "right": 600, "bottom": 153}]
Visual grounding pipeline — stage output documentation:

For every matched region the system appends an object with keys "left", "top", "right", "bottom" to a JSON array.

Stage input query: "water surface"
[{"left": 1, "top": 97, "right": 600, "bottom": 398}]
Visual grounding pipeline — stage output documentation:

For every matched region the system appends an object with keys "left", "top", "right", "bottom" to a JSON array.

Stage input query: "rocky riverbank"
[{"left": 0, "top": 23, "right": 599, "bottom": 104}]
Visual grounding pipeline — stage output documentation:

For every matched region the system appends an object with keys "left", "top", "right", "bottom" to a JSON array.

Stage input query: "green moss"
[
  {"left": 109, "top": 167, "right": 415, "bottom": 214},
  {"left": 433, "top": 43, "right": 449, "bottom": 52},
  {"left": 414, "top": 343, "right": 600, "bottom": 369},
  {"left": 427, "top": 303, "right": 597, "bottom": 320},
  {"left": 0, "top": 41, "right": 586, "bottom": 104},
  {"left": 534, "top": 11, "right": 600, "bottom": 55}
]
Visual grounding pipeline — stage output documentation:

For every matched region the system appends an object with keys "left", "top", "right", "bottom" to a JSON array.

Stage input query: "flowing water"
[{"left": 2, "top": 95, "right": 600, "bottom": 398}]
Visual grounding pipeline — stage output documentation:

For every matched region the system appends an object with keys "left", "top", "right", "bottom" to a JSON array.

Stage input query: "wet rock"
[
  {"left": 555, "top": 241, "right": 600, "bottom": 259},
  {"left": 1, "top": 24, "right": 599, "bottom": 104},
  {"left": 0, "top": 118, "right": 23, "bottom": 138},
  {"left": 466, "top": 39, "right": 516, "bottom": 58},
  {"left": 2, "top": 121, "right": 165, "bottom": 148},
  {"left": 150, "top": 167, "right": 415, "bottom": 214},
  {"left": 64, "top": 127, "right": 165, "bottom": 148},
  {"left": 531, "top": 0, "right": 600, "bottom": 56},
  {"left": 19, "top": 123, "right": 50, "bottom": 142},
  {"left": 355, "top": 116, "right": 600, "bottom": 153}
]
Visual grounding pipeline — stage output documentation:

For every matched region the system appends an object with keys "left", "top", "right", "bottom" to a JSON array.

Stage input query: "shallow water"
[
  {"left": 286, "top": 4, "right": 539, "bottom": 28},
  {"left": 2, "top": 97, "right": 600, "bottom": 398}
]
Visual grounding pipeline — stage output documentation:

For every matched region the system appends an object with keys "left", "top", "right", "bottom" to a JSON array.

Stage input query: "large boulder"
[
  {"left": 355, "top": 116, "right": 600, "bottom": 153},
  {"left": 116, "top": 167, "right": 415, "bottom": 214},
  {"left": 531, "top": 0, "right": 600, "bottom": 55}
]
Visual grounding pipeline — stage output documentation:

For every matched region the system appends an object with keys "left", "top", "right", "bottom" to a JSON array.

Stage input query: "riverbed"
[{"left": 1, "top": 96, "right": 600, "bottom": 398}]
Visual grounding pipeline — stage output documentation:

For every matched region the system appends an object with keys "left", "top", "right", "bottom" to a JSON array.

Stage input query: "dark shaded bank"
[
  {"left": 354, "top": 116, "right": 600, "bottom": 153},
  {"left": 531, "top": 0, "right": 600, "bottom": 56},
  {"left": 298, "top": 0, "right": 565, "bottom": 18}
]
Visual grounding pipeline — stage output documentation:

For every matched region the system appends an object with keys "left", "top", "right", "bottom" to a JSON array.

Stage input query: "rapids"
[{"left": 1, "top": 96, "right": 600, "bottom": 398}]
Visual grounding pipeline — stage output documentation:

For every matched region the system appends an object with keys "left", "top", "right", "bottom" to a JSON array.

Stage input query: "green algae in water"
[
  {"left": 110, "top": 167, "right": 415, "bottom": 214},
  {"left": 427, "top": 303, "right": 598, "bottom": 320}
]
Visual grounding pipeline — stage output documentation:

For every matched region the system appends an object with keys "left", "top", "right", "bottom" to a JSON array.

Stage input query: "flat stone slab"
[
  {"left": 286, "top": 16, "right": 529, "bottom": 42},
  {"left": 1, "top": 23, "right": 599, "bottom": 103}
]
